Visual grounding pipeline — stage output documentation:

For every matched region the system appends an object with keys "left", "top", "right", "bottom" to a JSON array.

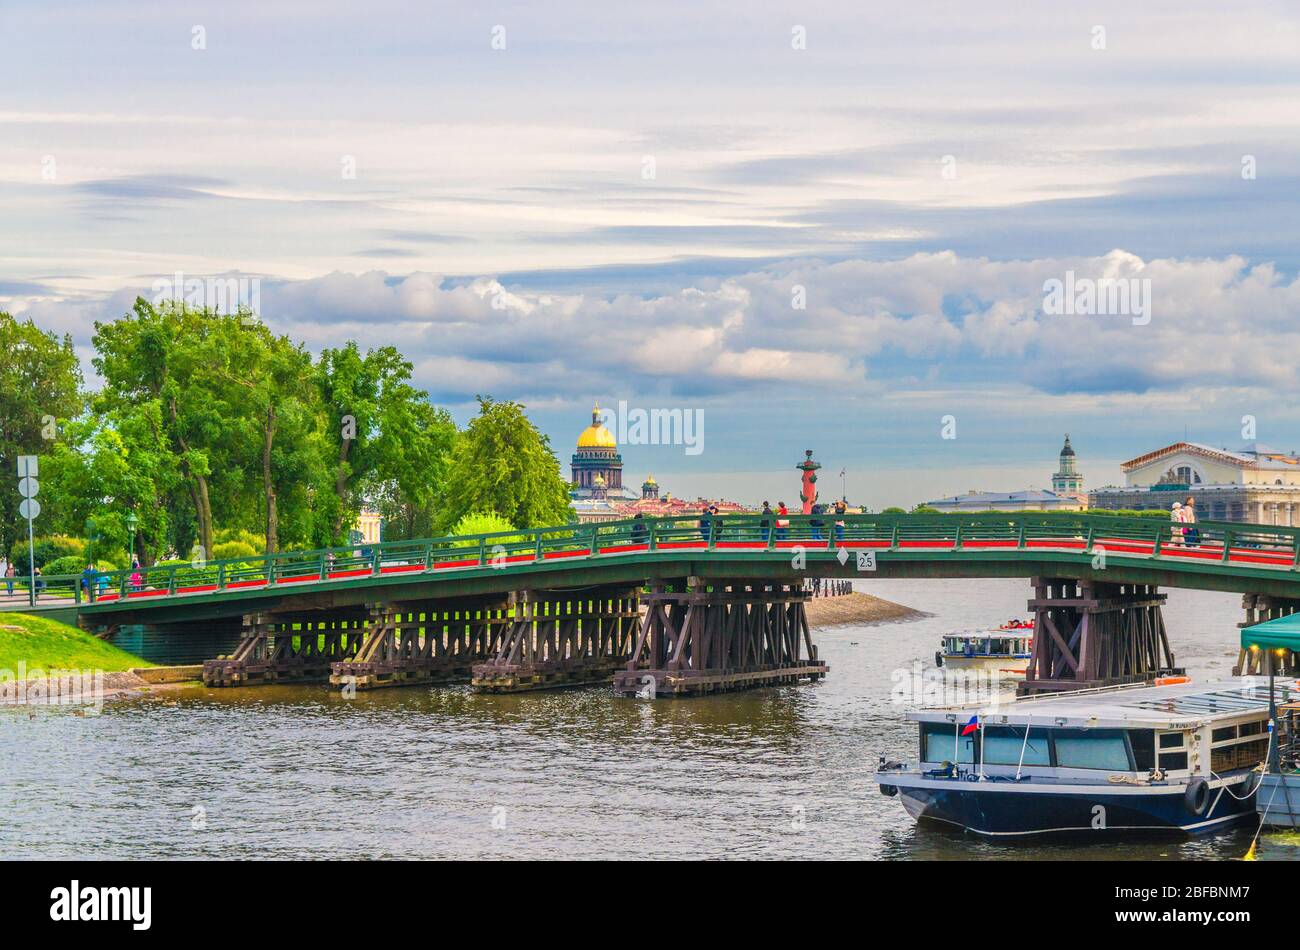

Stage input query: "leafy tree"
[
  {"left": 437, "top": 396, "right": 573, "bottom": 531},
  {"left": 92, "top": 300, "right": 240, "bottom": 559},
  {"left": 447, "top": 510, "right": 521, "bottom": 546},
  {"left": 0, "top": 312, "right": 83, "bottom": 557},
  {"left": 910, "top": 504, "right": 941, "bottom": 514},
  {"left": 315, "top": 343, "right": 457, "bottom": 542}
]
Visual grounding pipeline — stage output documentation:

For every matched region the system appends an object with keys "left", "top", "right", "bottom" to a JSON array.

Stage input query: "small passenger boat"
[
  {"left": 935, "top": 620, "right": 1033, "bottom": 675},
  {"left": 875, "top": 676, "right": 1287, "bottom": 837}
]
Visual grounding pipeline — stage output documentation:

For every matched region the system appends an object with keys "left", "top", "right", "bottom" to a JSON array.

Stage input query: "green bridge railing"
[{"left": 12, "top": 511, "right": 1300, "bottom": 609}]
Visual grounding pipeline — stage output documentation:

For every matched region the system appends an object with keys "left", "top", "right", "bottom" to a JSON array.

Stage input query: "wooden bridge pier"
[
  {"left": 1235, "top": 594, "right": 1300, "bottom": 675},
  {"left": 203, "top": 608, "right": 367, "bottom": 687},
  {"left": 330, "top": 600, "right": 510, "bottom": 691},
  {"left": 612, "top": 580, "right": 828, "bottom": 698},
  {"left": 1019, "top": 577, "right": 1181, "bottom": 695},
  {"left": 470, "top": 588, "right": 643, "bottom": 692}
]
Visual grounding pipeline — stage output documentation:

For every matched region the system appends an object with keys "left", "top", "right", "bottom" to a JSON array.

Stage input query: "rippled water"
[{"left": 0, "top": 578, "right": 1290, "bottom": 860}]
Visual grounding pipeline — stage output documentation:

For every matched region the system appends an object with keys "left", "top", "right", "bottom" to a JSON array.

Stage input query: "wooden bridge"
[{"left": 8, "top": 512, "right": 1300, "bottom": 695}]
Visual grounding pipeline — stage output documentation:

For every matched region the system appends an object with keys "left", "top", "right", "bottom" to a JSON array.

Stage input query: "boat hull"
[
  {"left": 1257, "top": 773, "right": 1300, "bottom": 828},
  {"left": 886, "top": 775, "right": 1257, "bottom": 837},
  {"left": 939, "top": 655, "right": 1029, "bottom": 674}
]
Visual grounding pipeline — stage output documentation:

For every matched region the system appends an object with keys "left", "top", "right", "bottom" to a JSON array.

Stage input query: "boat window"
[
  {"left": 1212, "top": 726, "right": 1237, "bottom": 743},
  {"left": 1211, "top": 738, "right": 1268, "bottom": 772},
  {"left": 1158, "top": 731, "right": 1185, "bottom": 750},
  {"left": 921, "top": 722, "right": 974, "bottom": 764},
  {"left": 982, "top": 726, "right": 1051, "bottom": 766},
  {"left": 1159, "top": 751, "right": 1189, "bottom": 772},
  {"left": 1053, "top": 729, "right": 1133, "bottom": 770},
  {"left": 1240, "top": 720, "right": 1264, "bottom": 736},
  {"left": 1128, "top": 730, "right": 1155, "bottom": 771}
]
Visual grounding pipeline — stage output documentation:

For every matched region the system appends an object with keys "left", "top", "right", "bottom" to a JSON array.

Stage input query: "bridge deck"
[{"left": 8, "top": 513, "right": 1300, "bottom": 625}]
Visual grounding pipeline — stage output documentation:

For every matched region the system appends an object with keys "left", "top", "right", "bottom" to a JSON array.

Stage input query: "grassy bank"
[{"left": 0, "top": 613, "right": 151, "bottom": 675}]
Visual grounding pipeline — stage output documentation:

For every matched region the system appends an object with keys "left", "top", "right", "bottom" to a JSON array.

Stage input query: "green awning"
[{"left": 1241, "top": 612, "right": 1300, "bottom": 653}]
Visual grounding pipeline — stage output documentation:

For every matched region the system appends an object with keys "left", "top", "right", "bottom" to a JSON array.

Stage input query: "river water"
[{"left": 2, "top": 578, "right": 1296, "bottom": 860}]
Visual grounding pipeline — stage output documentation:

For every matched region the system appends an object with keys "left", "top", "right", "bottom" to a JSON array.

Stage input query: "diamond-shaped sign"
[{"left": 835, "top": 546, "right": 849, "bottom": 566}]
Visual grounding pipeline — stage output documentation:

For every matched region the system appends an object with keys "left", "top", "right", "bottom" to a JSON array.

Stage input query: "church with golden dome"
[
  {"left": 570, "top": 404, "right": 632, "bottom": 498},
  {"left": 568, "top": 403, "right": 748, "bottom": 523}
]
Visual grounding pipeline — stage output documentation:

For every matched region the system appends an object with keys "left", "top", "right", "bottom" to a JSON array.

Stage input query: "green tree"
[
  {"left": 0, "top": 312, "right": 83, "bottom": 557},
  {"left": 315, "top": 343, "right": 456, "bottom": 542},
  {"left": 438, "top": 396, "right": 573, "bottom": 531}
]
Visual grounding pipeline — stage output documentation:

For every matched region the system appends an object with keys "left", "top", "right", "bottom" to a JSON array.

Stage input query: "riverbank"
[
  {"left": 0, "top": 613, "right": 152, "bottom": 674},
  {"left": 805, "top": 591, "right": 926, "bottom": 628}
]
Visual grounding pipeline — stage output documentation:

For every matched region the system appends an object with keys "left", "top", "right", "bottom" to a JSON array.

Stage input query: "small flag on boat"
[{"left": 961, "top": 715, "right": 980, "bottom": 736}]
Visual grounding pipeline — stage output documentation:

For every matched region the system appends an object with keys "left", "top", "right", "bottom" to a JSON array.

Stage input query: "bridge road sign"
[{"left": 17, "top": 456, "right": 39, "bottom": 607}]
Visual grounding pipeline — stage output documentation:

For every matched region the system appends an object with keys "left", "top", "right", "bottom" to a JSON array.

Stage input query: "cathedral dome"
[{"left": 577, "top": 404, "right": 617, "bottom": 449}]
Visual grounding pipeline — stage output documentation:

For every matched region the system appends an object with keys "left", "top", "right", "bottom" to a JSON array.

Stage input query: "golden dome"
[
  {"left": 643, "top": 474, "right": 657, "bottom": 486},
  {"left": 577, "top": 403, "right": 617, "bottom": 449}
]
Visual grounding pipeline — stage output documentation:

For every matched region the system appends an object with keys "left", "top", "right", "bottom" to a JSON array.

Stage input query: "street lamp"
[
  {"left": 126, "top": 511, "right": 139, "bottom": 566},
  {"left": 84, "top": 516, "right": 96, "bottom": 565}
]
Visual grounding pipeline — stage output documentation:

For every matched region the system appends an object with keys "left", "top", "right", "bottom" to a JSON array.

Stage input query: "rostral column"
[{"left": 797, "top": 449, "right": 821, "bottom": 514}]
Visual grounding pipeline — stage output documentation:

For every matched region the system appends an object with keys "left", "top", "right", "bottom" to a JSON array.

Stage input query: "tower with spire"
[{"left": 1051, "top": 434, "right": 1083, "bottom": 496}]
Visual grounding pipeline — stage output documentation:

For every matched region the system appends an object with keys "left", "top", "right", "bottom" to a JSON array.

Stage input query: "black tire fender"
[
  {"left": 1184, "top": 777, "right": 1210, "bottom": 816},
  {"left": 880, "top": 784, "right": 898, "bottom": 797}
]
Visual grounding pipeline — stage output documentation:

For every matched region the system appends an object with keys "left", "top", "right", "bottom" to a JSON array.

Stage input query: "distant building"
[
  {"left": 925, "top": 435, "right": 1086, "bottom": 513},
  {"left": 353, "top": 508, "right": 383, "bottom": 544},
  {"left": 927, "top": 489, "right": 1084, "bottom": 513},
  {"left": 567, "top": 403, "right": 748, "bottom": 523},
  {"left": 1089, "top": 441, "right": 1300, "bottom": 524}
]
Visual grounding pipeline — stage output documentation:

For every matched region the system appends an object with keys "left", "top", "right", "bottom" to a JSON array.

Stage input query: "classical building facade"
[{"left": 1089, "top": 442, "right": 1300, "bottom": 524}]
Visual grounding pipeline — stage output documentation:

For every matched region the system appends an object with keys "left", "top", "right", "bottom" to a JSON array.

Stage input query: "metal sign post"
[{"left": 17, "top": 456, "right": 39, "bottom": 607}]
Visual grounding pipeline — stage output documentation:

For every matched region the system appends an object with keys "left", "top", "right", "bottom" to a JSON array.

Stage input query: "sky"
[{"left": 3, "top": 1, "right": 1300, "bottom": 508}]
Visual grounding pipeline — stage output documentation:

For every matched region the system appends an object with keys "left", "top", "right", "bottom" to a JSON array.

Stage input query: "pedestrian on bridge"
[
  {"left": 809, "top": 503, "right": 826, "bottom": 540},
  {"left": 1183, "top": 496, "right": 1200, "bottom": 546},
  {"left": 760, "top": 502, "right": 773, "bottom": 542},
  {"left": 699, "top": 506, "right": 712, "bottom": 543},
  {"left": 0, "top": 557, "right": 9, "bottom": 596},
  {"left": 81, "top": 563, "right": 98, "bottom": 602},
  {"left": 776, "top": 502, "right": 790, "bottom": 540},
  {"left": 631, "top": 513, "right": 648, "bottom": 545},
  {"left": 1170, "top": 502, "right": 1185, "bottom": 545}
]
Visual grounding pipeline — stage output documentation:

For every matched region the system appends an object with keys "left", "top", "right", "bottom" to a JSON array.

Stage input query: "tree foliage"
[{"left": 437, "top": 397, "right": 574, "bottom": 531}]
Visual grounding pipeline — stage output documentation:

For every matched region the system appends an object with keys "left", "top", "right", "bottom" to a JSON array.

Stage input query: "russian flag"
[{"left": 961, "top": 714, "right": 980, "bottom": 737}]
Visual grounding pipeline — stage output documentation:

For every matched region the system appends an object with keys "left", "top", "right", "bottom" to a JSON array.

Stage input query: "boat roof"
[
  {"left": 908, "top": 677, "right": 1299, "bottom": 729},
  {"left": 947, "top": 629, "right": 1031, "bottom": 639}
]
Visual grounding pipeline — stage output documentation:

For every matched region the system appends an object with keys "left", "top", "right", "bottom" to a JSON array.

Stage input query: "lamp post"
[{"left": 126, "top": 511, "right": 139, "bottom": 566}]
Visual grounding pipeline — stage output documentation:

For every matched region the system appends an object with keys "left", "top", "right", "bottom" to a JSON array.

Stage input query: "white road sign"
[{"left": 19, "top": 498, "right": 40, "bottom": 520}]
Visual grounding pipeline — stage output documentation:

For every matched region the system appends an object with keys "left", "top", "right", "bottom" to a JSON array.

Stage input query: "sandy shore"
[{"left": 805, "top": 591, "right": 926, "bottom": 628}]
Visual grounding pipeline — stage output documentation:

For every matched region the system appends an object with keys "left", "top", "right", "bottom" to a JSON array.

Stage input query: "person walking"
[
  {"left": 80, "top": 562, "right": 98, "bottom": 602},
  {"left": 699, "top": 506, "right": 712, "bottom": 544},
  {"left": 130, "top": 559, "right": 143, "bottom": 592},
  {"left": 1183, "top": 496, "right": 1200, "bottom": 546},
  {"left": 631, "top": 512, "right": 648, "bottom": 545},
  {"left": 809, "top": 503, "right": 825, "bottom": 540},
  {"left": 0, "top": 557, "right": 9, "bottom": 597},
  {"left": 776, "top": 502, "right": 790, "bottom": 541},
  {"left": 759, "top": 502, "right": 773, "bottom": 543},
  {"left": 1170, "top": 502, "right": 1184, "bottom": 546},
  {"left": 833, "top": 499, "right": 847, "bottom": 540}
]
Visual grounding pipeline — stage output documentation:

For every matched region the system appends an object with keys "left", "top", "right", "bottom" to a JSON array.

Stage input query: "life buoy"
[
  {"left": 1184, "top": 777, "right": 1210, "bottom": 816},
  {"left": 935, "top": 651, "right": 944, "bottom": 668},
  {"left": 880, "top": 784, "right": 898, "bottom": 797}
]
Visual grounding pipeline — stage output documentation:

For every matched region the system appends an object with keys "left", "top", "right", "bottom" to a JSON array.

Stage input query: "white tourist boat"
[{"left": 935, "top": 621, "right": 1033, "bottom": 676}]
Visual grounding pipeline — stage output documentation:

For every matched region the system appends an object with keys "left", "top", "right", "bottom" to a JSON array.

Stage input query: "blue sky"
[{"left": 3, "top": 1, "right": 1300, "bottom": 507}]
